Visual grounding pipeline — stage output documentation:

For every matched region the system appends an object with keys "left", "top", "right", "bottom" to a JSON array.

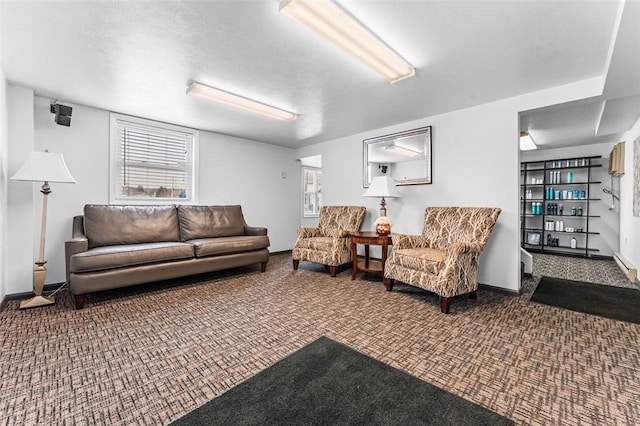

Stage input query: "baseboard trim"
[
  {"left": 479, "top": 282, "right": 519, "bottom": 296},
  {"left": 3, "top": 282, "right": 66, "bottom": 302},
  {"left": 270, "top": 249, "right": 292, "bottom": 256},
  {"left": 613, "top": 252, "right": 638, "bottom": 283}
]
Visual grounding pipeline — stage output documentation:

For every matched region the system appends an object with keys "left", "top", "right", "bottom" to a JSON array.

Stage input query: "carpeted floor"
[{"left": 1, "top": 252, "right": 639, "bottom": 425}]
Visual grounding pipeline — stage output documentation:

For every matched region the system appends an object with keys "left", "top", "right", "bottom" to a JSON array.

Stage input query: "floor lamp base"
[{"left": 20, "top": 295, "right": 55, "bottom": 309}]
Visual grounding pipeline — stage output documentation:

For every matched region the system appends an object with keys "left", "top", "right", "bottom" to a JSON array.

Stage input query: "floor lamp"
[{"left": 10, "top": 150, "right": 76, "bottom": 309}]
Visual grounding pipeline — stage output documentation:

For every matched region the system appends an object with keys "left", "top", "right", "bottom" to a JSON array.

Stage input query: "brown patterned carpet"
[{"left": 1, "top": 252, "right": 639, "bottom": 425}]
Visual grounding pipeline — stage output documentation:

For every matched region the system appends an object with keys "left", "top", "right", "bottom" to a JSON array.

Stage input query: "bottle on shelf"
[{"left": 571, "top": 237, "right": 577, "bottom": 249}]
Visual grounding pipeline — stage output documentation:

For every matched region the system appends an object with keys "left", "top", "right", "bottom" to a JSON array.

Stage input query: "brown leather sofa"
[{"left": 65, "top": 204, "right": 270, "bottom": 309}]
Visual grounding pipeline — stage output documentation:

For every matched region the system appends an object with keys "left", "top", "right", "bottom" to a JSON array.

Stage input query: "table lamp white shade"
[
  {"left": 10, "top": 151, "right": 76, "bottom": 183},
  {"left": 363, "top": 176, "right": 401, "bottom": 217},
  {"left": 10, "top": 150, "right": 75, "bottom": 309}
]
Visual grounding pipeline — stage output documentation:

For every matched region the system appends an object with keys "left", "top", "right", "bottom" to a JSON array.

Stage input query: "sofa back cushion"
[
  {"left": 317, "top": 206, "right": 366, "bottom": 236},
  {"left": 422, "top": 207, "right": 501, "bottom": 250},
  {"left": 178, "top": 205, "right": 246, "bottom": 241},
  {"left": 84, "top": 204, "right": 180, "bottom": 248}
]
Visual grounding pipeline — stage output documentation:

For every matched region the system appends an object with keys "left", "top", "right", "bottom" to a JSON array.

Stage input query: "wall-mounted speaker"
[{"left": 50, "top": 103, "right": 72, "bottom": 127}]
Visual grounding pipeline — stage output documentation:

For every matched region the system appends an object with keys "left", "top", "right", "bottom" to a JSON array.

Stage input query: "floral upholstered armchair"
[
  {"left": 292, "top": 206, "right": 366, "bottom": 277},
  {"left": 383, "top": 207, "right": 501, "bottom": 313}
]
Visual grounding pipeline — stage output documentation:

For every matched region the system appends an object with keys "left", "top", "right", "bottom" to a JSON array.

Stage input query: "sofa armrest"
[
  {"left": 391, "top": 234, "right": 427, "bottom": 250},
  {"left": 445, "top": 242, "right": 484, "bottom": 256},
  {"left": 65, "top": 216, "right": 89, "bottom": 283},
  {"left": 327, "top": 228, "right": 352, "bottom": 238},
  {"left": 244, "top": 226, "right": 267, "bottom": 236},
  {"left": 71, "top": 215, "right": 86, "bottom": 239},
  {"left": 297, "top": 227, "right": 320, "bottom": 238}
]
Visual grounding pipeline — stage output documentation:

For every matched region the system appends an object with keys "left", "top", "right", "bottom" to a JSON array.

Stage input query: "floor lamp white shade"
[
  {"left": 363, "top": 176, "right": 401, "bottom": 217},
  {"left": 10, "top": 151, "right": 76, "bottom": 309}
]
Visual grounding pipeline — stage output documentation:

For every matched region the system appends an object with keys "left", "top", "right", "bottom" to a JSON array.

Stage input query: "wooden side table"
[{"left": 351, "top": 231, "right": 393, "bottom": 280}]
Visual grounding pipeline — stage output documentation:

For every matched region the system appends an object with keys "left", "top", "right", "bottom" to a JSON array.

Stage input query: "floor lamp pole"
[{"left": 20, "top": 182, "right": 54, "bottom": 309}]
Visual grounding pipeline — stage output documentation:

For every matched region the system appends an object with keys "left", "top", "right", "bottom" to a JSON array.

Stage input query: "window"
[
  {"left": 301, "top": 155, "right": 322, "bottom": 217},
  {"left": 110, "top": 113, "right": 198, "bottom": 204}
]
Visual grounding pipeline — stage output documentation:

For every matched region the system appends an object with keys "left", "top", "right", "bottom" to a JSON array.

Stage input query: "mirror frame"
[{"left": 363, "top": 126, "right": 432, "bottom": 187}]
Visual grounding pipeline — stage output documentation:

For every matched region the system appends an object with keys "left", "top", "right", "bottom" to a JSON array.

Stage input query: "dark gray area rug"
[
  {"left": 531, "top": 276, "right": 640, "bottom": 324},
  {"left": 170, "top": 336, "right": 513, "bottom": 426}
]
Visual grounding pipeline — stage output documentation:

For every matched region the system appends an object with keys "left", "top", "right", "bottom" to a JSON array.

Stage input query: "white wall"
[
  {"left": 4, "top": 93, "right": 299, "bottom": 293},
  {"left": 521, "top": 141, "right": 620, "bottom": 257},
  {"left": 196, "top": 131, "right": 300, "bottom": 249},
  {"left": 6, "top": 86, "right": 36, "bottom": 295},
  {"left": 619, "top": 114, "right": 640, "bottom": 277},
  {"left": 295, "top": 78, "right": 604, "bottom": 292},
  {"left": 0, "top": 66, "right": 8, "bottom": 302}
]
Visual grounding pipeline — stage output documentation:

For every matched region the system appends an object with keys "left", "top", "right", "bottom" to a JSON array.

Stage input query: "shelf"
[
  {"left": 543, "top": 164, "right": 602, "bottom": 171},
  {"left": 355, "top": 259, "right": 383, "bottom": 274},
  {"left": 521, "top": 155, "right": 602, "bottom": 258},
  {"left": 541, "top": 245, "right": 599, "bottom": 252},
  {"left": 542, "top": 181, "right": 601, "bottom": 186},
  {"left": 544, "top": 214, "right": 600, "bottom": 218},
  {"left": 543, "top": 199, "right": 600, "bottom": 202},
  {"left": 523, "top": 226, "right": 599, "bottom": 235},
  {"left": 542, "top": 230, "right": 600, "bottom": 235}
]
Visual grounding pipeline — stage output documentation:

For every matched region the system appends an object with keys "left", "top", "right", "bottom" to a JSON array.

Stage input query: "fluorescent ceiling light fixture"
[
  {"left": 279, "top": 0, "right": 415, "bottom": 83},
  {"left": 186, "top": 82, "right": 297, "bottom": 121},
  {"left": 520, "top": 131, "right": 537, "bottom": 151}
]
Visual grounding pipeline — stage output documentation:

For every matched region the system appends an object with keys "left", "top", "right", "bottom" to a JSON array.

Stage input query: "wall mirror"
[{"left": 363, "top": 126, "right": 432, "bottom": 187}]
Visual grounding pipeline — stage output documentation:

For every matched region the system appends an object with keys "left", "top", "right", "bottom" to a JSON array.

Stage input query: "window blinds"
[{"left": 114, "top": 119, "right": 195, "bottom": 200}]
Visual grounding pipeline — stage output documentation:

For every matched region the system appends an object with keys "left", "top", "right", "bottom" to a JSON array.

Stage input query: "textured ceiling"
[
  {"left": 1, "top": 0, "right": 636, "bottom": 149},
  {"left": 520, "top": 0, "right": 640, "bottom": 150}
]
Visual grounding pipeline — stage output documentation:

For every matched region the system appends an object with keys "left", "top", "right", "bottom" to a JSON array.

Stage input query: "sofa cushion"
[
  {"left": 294, "top": 236, "right": 333, "bottom": 252},
  {"left": 178, "top": 205, "right": 246, "bottom": 241},
  {"left": 391, "top": 248, "right": 445, "bottom": 275},
  {"left": 84, "top": 205, "right": 180, "bottom": 249},
  {"left": 70, "top": 242, "right": 194, "bottom": 273},
  {"left": 189, "top": 235, "right": 270, "bottom": 258}
]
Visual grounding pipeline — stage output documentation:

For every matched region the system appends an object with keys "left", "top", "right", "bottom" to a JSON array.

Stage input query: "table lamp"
[
  {"left": 10, "top": 150, "right": 76, "bottom": 309},
  {"left": 363, "top": 176, "right": 401, "bottom": 217}
]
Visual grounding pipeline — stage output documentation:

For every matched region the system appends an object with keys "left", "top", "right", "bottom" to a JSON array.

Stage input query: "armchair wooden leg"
[
  {"left": 292, "top": 259, "right": 299, "bottom": 270},
  {"left": 469, "top": 290, "right": 477, "bottom": 299},
  {"left": 440, "top": 296, "right": 451, "bottom": 314},
  {"left": 261, "top": 262, "right": 267, "bottom": 273},
  {"left": 329, "top": 265, "right": 337, "bottom": 277},
  {"left": 74, "top": 294, "right": 86, "bottom": 310},
  {"left": 384, "top": 278, "right": 394, "bottom": 291}
]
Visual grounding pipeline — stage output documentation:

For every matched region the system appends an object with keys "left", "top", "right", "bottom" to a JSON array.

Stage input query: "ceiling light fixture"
[
  {"left": 186, "top": 81, "right": 297, "bottom": 121},
  {"left": 279, "top": 0, "right": 415, "bottom": 83},
  {"left": 520, "top": 131, "right": 538, "bottom": 151}
]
